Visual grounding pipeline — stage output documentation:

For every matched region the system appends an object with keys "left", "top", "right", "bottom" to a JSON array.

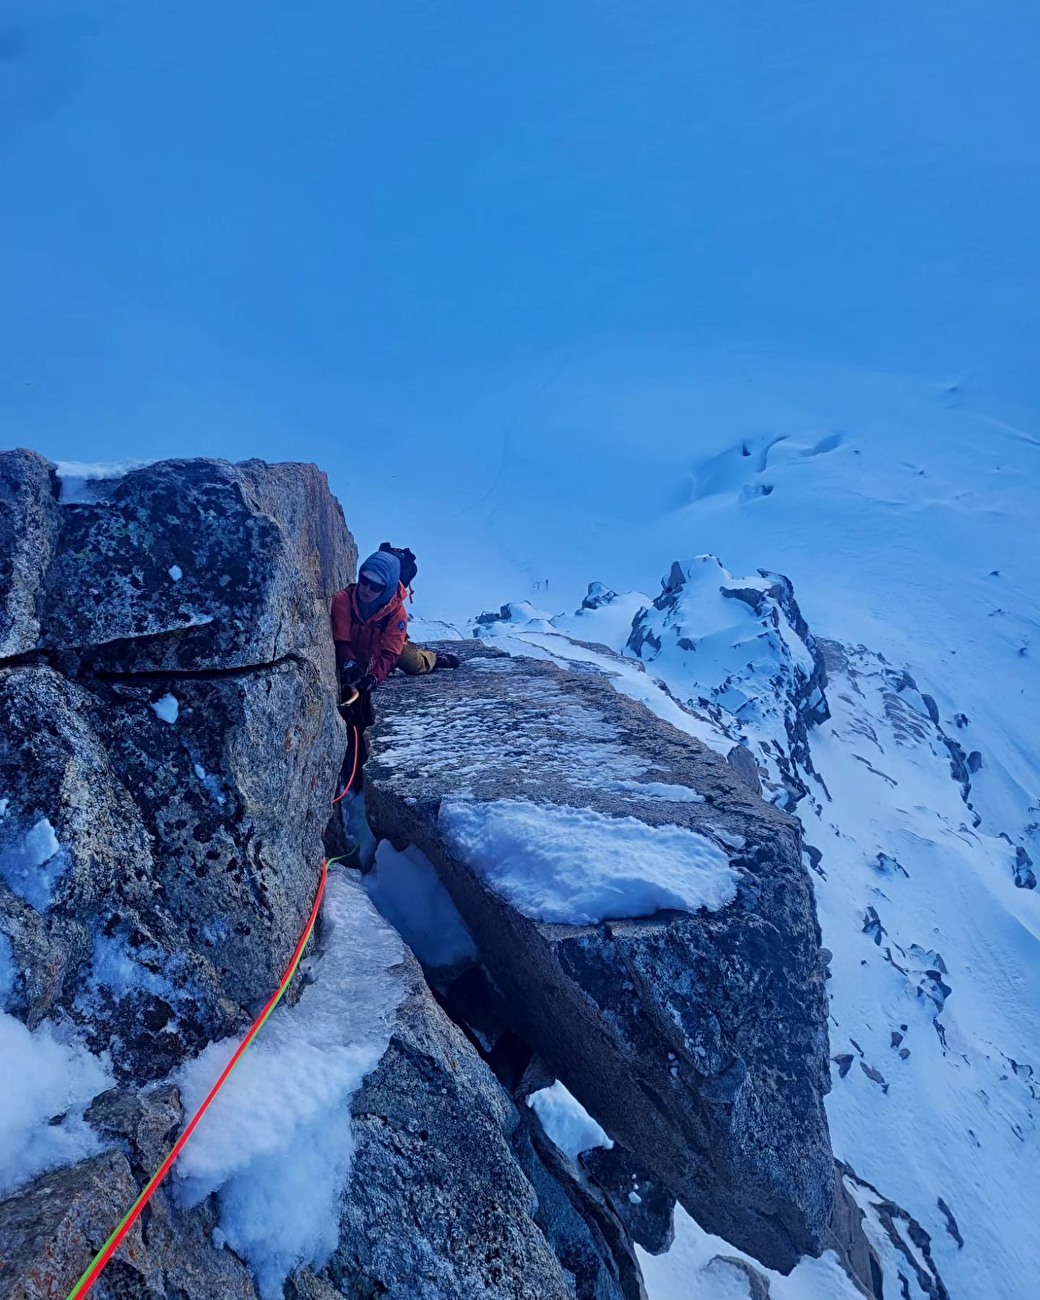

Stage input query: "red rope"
[
  {"left": 66, "top": 858, "right": 329, "bottom": 1299},
  {"left": 65, "top": 683, "right": 366, "bottom": 1298},
  {"left": 332, "top": 725, "right": 360, "bottom": 805}
]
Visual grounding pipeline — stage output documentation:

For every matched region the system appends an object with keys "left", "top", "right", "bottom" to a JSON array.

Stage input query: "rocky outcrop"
[
  {"left": 24, "top": 455, "right": 355, "bottom": 672},
  {"left": 580, "top": 1145, "right": 676, "bottom": 1255},
  {"left": 0, "top": 453, "right": 659, "bottom": 1300},
  {"left": 0, "top": 450, "right": 60, "bottom": 658},
  {"left": 0, "top": 455, "right": 354, "bottom": 1083},
  {"left": 626, "top": 557, "right": 829, "bottom": 809},
  {"left": 326, "top": 945, "right": 641, "bottom": 1300},
  {"left": 0, "top": 1144, "right": 258, "bottom": 1300},
  {"left": 365, "top": 644, "right": 836, "bottom": 1274}
]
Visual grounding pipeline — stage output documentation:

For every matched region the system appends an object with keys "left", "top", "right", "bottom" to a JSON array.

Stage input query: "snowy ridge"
[{"left": 473, "top": 561, "right": 1040, "bottom": 1300}]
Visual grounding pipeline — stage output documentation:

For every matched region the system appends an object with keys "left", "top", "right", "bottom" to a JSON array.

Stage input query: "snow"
[
  {"left": 168, "top": 565, "right": 183, "bottom": 580},
  {"left": 0, "top": 817, "right": 67, "bottom": 911},
  {"left": 53, "top": 459, "right": 152, "bottom": 504},
  {"left": 150, "top": 693, "right": 179, "bottom": 724},
  {"left": 527, "top": 1080, "right": 612, "bottom": 1163},
  {"left": 175, "top": 872, "right": 407, "bottom": 1300},
  {"left": 605, "top": 780, "right": 705, "bottom": 803},
  {"left": 639, "top": 1207, "right": 864, "bottom": 1300},
  {"left": 364, "top": 840, "right": 477, "bottom": 969},
  {"left": 0, "top": 1013, "right": 112, "bottom": 1197},
  {"left": 439, "top": 799, "right": 738, "bottom": 925}
]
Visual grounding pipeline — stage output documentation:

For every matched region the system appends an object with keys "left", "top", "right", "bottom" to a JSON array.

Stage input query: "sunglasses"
[{"left": 358, "top": 574, "right": 384, "bottom": 590}]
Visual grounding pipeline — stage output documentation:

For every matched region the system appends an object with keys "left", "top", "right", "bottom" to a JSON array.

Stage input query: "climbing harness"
[{"left": 65, "top": 703, "right": 364, "bottom": 1299}]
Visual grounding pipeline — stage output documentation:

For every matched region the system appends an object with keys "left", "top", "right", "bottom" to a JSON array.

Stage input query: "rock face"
[
  {"left": 326, "top": 936, "right": 642, "bottom": 1300},
  {"left": 0, "top": 456, "right": 354, "bottom": 1083},
  {"left": 364, "top": 644, "right": 836, "bottom": 1273},
  {"left": 0, "top": 453, "right": 656, "bottom": 1300}
]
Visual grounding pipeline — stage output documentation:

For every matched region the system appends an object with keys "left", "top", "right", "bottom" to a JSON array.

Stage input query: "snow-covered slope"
[{"left": 461, "top": 397, "right": 1040, "bottom": 1300}]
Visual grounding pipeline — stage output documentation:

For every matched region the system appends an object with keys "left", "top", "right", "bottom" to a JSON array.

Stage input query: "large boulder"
[
  {"left": 364, "top": 644, "right": 835, "bottom": 1273},
  {"left": 3, "top": 454, "right": 356, "bottom": 673},
  {"left": 0, "top": 453, "right": 355, "bottom": 1085},
  {"left": 0, "top": 652, "right": 340, "bottom": 1081}
]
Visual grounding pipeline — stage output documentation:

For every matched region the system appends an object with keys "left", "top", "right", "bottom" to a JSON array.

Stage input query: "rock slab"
[{"left": 365, "top": 644, "right": 835, "bottom": 1273}]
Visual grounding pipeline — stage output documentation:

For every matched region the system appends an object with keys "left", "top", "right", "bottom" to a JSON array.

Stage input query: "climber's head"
[{"left": 356, "top": 549, "right": 401, "bottom": 615}]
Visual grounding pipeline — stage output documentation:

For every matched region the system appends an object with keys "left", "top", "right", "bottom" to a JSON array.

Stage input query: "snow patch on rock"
[
  {"left": 53, "top": 459, "right": 153, "bottom": 504},
  {"left": 175, "top": 872, "right": 407, "bottom": 1300},
  {"left": 439, "top": 798, "right": 738, "bottom": 925},
  {"left": 528, "top": 1079, "right": 613, "bottom": 1163},
  {"left": 150, "top": 693, "right": 179, "bottom": 724},
  {"left": 0, "top": 1014, "right": 112, "bottom": 1196},
  {"left": 0, "top": 816, "right": 68, "bottom": 910},
  {"left": 365, "top": 840, "right": 478, "bottom": 969}
]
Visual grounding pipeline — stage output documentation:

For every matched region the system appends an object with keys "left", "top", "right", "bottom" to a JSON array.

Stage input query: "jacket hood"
[{"left": 357, "top": 550, "right": 402, "bottom": 618}]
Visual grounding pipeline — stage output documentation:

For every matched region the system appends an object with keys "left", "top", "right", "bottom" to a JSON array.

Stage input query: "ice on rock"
[
  {"left": 606, "top": 779, "right": 705, "bottom": 803},
  {"left": 378, "top": 668, "right": 656, "bottom": 789},
  {"left": 150, "top": 693, "right": 179, "bottom": 724},
  {"left": 439, "top": 798, "right": 738, "bottom": 925},
  {"left": 0, "top": 817, "right": 68, "bottom": 911}
]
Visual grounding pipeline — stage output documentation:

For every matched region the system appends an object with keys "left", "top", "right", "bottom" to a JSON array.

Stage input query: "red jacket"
[{"left": 330, "top": 582, "right": 409, "bottom": 684}]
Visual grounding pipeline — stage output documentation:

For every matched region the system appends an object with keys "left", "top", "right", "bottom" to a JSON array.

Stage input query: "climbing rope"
[
  {"left": 65, "top": 701, "right": 363, "bottom": 1299},
  {"left": 333, "top": 688, "right": 361, "bottom": 806}
]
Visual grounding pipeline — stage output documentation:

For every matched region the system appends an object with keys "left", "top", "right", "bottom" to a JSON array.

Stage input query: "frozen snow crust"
[{"left": 364, "top": 645, "right": 836, "bottom": 1274}]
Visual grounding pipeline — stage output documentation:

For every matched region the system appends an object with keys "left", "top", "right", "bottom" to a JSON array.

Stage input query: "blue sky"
[{"left": 1, "top": 1, "right": 1038, "bottom": 611}]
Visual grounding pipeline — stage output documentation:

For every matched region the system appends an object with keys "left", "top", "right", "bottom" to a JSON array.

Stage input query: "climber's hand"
[{"left": 339, "top": 659, "right": 362, "bottom": 690}]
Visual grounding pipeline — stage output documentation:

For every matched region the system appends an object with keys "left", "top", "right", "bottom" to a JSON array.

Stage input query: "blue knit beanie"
[{"left": 357, "top": 550, "right": 401, "bottom": 617}]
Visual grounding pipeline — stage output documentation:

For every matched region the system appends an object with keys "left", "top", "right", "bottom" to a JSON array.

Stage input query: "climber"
[
  {"left": 330, "top": 549, "right": 459, "bottom": 698},
  {"left": 375, "top": 541, "right": 460, "bottom": 678}
]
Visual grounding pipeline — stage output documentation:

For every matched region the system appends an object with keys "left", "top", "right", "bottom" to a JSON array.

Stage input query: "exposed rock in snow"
[
  {"left": 365, "top": 644, "right": 836, "bottom": 1273},
  {"left": 626, "top": 557, "right": 829, "bottom": 808}
]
